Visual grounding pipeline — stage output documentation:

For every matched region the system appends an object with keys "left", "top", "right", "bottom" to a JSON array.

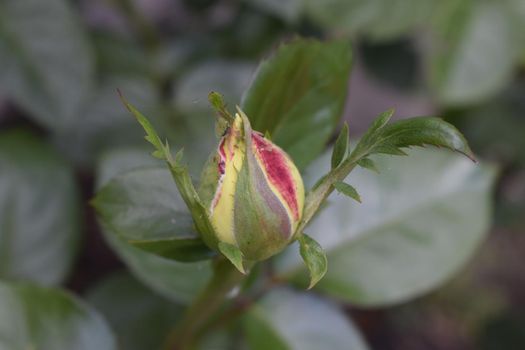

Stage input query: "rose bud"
[{"left": 198, "top": 108, "right": 305, "bottom": 261}]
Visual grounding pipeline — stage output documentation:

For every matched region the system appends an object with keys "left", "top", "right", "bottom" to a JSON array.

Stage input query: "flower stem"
[
  {"left": 163, "top": 258, "right": 247, "bottom": 350},
  {"left": 298, "top": 160, "right": 358, "bottom": 234}
]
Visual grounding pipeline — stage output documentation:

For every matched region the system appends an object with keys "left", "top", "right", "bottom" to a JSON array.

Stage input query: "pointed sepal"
[
  {"left": 209, "top": 91, "right": 235, "bottom": 137},
  {"left": 120, "top": 92, "right": 218, "bottom": 249},
  {"left": 119, "top": 90, "right": 172, "bottom": 162},
  {"left": 218, "top": 242, "right": 246, "bottom": 274}
]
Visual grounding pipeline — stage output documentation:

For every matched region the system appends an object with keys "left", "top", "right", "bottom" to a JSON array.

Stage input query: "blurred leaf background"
[{"left": 0, "top": 0, "right": 524, "bottom": 349}]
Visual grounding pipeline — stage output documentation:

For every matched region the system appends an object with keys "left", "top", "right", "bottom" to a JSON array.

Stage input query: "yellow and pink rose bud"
[{"left": 198, "top": 109, "right": 305, "bottom": 261}]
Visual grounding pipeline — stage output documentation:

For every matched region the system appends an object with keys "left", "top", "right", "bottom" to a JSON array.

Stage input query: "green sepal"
[
  {"left": 197, "top": 152, "right": 222, "bottom": 210},
  {"left": 218, "top": 242, "right": 246, "bottom": 274},
  {"left": 120, "top": 93, "right": 218, "bottom": 249},
  {"left": 209, "top": 91, "right": 234, "bottom": 137},
  {"left": 333, "top": 182, "right": 361, "bottom": 203},
  {"left": 331, "top": 122, "right": 349, "bottom": 169},
  {"left": 234, "top": 108, "right": 294, "bottom": 261},
  {"left": 298, "top": 234, "right": 328, "bottom": 289},
  {"left": 119, "top": 90, "right": 169, "bottom": 161}
]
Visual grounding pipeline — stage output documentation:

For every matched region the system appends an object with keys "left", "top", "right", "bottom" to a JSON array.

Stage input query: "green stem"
[
  {"left": 298, "top": 154, "right": 359, "bottom": 234},
  {"left": 163, "top": 258, "right": 247, "bottom": 350},
  {"left": 196, "top": 275, "right": 283, "bottom": 338}
]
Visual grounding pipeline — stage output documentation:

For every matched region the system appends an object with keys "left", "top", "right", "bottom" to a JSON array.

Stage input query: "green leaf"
[
  {"left": 87, "top": 272, "right": 182, "bottom": 350},
  {"left": 360, "top": 39, "right": 419, "bottom": 90},
  {"left": 0, "top": 281, "right": 116, "bottom": 349},
  {"left": 0, "top": 0, "right": 94, "bottom": 129},
  {"left": 91, "top": 32, "right": 150, "bottom": 76},
  {"left": 331, "top": 123, "right": 349, "bottom": 169},
  {"left": 245, "top": 0, "right": 303, "bottom": 23},
  {"left": 451, "top": 81, "right": 525, "bottom": 168},
  {"left": 103, "top": 229, "right": 212, "bottom": 304},
  {"left": 54, "top": 76, "right": 160, "bottom": 168},
  {"left": 430, "top": 1, "right": 520, "bottom": 106},
  {"left": 243, "top": 288, "right": 369, "bottom": 350},
  {"left": 0, "top": 130, "right": 80, "bottom": 285},
  {"left": 352, "top": 113, "right": 475, "bottom": 161},
  {"left": 119, "top": 92, "right": 168, "bottom": 160},
  {"left": 173, "top": 60, "right": 255, "bottom": 117},
  {"left": 93, "top": 168, "right": 212, "bottom": 303},
  {"left": 218, "top": 242, "right": 246, "bottom": 274},
  {"left": 346, "top": 108, "right": 394, "bottom": 160},
  {"left": 95, "top": 148, "right": 161, "bottom": 190},
  {"left": 304, "top": 0, "right": 434, "bottom": 40},
  {"left": 333, "top": 182, "right": 361, "bottom": 203},
  {"left": 241, "top": 38, "right": 352, "bottom": 170},
  {"left": 277, "top": 148, "right": 497, "bottom": 306},
  {"left": 348, "top": 108, "right": 393, "bottom": 157},
  {"left": 298, "top": 234, "right": 328, "bottom": 289},
  {"left": 380, "top": 117, "right": 474, "bottom": 159},
  {"left": 303, "top": 0, "right": 521, "bottom": 104},
  {"left": 129, "top": 239, "right": 215, "bottom": 262},
  {"left": 87, "top": 272, "right": 235, "bottom": 349},
  {"left": 298, "top": 112, "right": 474, "bottom": 237},
  {"left": 367, "top": 108, "right": 395, "bottom": 133},
  {"left": 93, "top": 167, "right": 215, "bottom": 262},
  {"left": 356, "top": 158, "right": 379, "bottom": 173},
  {"left": 92, "top": 166, "right": 211, "bottom": 263}
]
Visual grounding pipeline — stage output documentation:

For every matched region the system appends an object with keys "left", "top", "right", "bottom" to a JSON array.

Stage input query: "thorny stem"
[{"left": 163, "top": 258, "right": 248, "bottom": 350}]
